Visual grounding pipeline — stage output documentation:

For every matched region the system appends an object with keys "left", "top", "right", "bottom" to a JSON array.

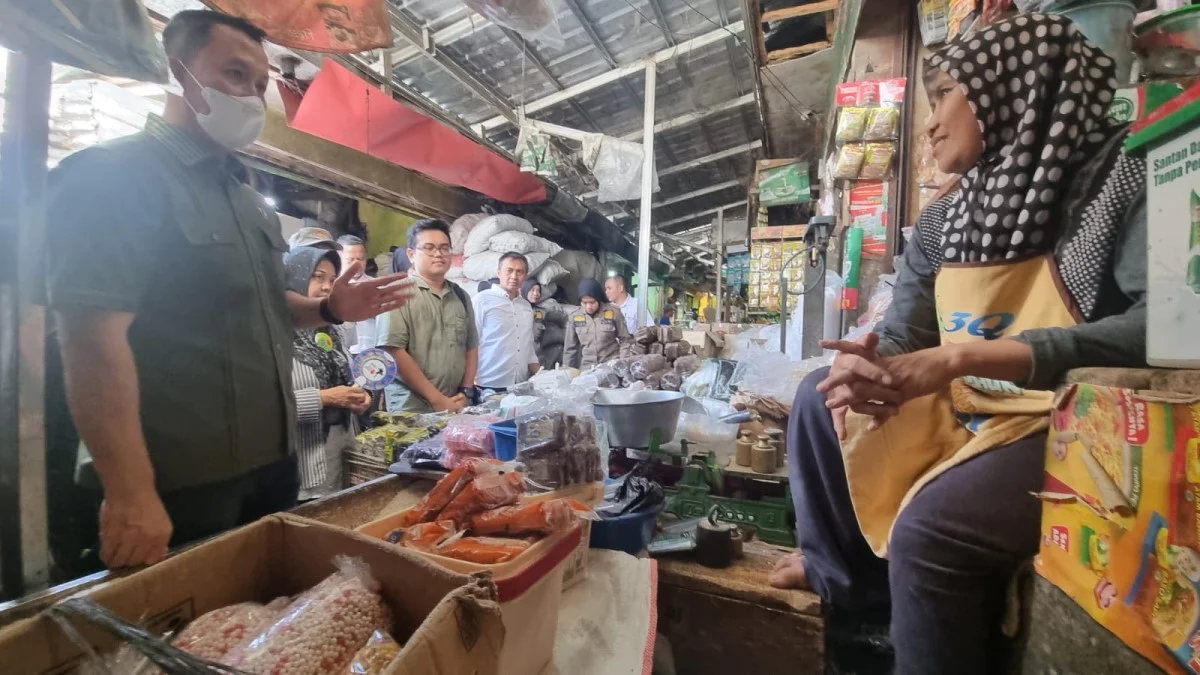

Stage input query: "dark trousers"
[
  {"left": 789, "top": 368, "right": 1044, "bottom": 675},
  {"left": 65, "top": 456, "right": 299, "bottom": 578}
]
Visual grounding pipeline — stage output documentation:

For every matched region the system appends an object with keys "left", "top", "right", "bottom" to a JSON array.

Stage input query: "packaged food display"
[
  {"left": 657, "top": 325, "right": 683, "bottom": 343},
  {"left": 834, "top": 144, "right": 866, "bottom": 180},
  {"left": 393, "top": 519, "right": 456, "bottom": 552},
  {"left": 516, "top": 412, "right": 604, "bottom": 489},
  {"left": 435, "top": 534, "right": 535, "bottom": 564},
  {"left": 864, "top": 106, "right": 899, "bottom": 141},
  {"left": 629, "top": 355, "right": 669, "bottom": 380},
  {"left": 835, "top": 106, "right": 869, "bottom": 142},
  {"left": 228, "top": 556, "right": 393, "bottom": 675},
  {"left": 437, "top": 470, "right": 526, "bottom": 525},
  {"left": 467, "top": 498, "right": 576, "bottom": 536},
  {"left": 400, "top": 457, "right": 503, "bottom": 526},
  {"left": 859, "top": 143, "right": 896, "bottom": 180},
  {"left": 344, "top": 630, "right": 403, "bottom": 675}
]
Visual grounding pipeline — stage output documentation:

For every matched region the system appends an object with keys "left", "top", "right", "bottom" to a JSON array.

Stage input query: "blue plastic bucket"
[
  {"left": 488, "top": 419, "right": 518, "bottom": 461},
  {"left": 589, "top": 504, "right": 665, "bottom": 555},
  {"left": 1050, "top": 0, "right": 1137, "bottom": 83}
]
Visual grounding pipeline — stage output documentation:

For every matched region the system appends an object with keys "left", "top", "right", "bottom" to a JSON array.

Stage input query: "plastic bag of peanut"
[
  {"left": 172, "top": 598, "right": 289, "bottom": 661},
  {"left": 228, "top": 556, "right": 393, "bottom": 675},
  {"left": 345, "top": 629, "right": 403, "bottom": 674}
]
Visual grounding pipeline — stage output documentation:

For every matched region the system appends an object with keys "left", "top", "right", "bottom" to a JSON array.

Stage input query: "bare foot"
[{"left": 768, "top": 551, "right": 810, "bottom": 590}]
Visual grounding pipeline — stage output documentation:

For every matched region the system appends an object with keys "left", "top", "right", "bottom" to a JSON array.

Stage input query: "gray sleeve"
[
  {"left": 1013, "top": 200, "right": 1148, "bottom": 390},
  {"left": 873, "top": 233, "right": 942, "bottom": 357}
]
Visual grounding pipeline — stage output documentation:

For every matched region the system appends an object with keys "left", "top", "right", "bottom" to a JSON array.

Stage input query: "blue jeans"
[{"left": 789, "top": 368, "right": 1044, "bottom": 675}]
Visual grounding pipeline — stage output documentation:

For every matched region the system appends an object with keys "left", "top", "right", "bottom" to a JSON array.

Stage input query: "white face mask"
[{"left": 178, "top": 62, "right": 265, "bottom": 150}]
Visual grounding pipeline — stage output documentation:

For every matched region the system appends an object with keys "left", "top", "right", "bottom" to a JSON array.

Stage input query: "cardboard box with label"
[{"left": 0, "top": 515, "right": 503, "bottom": 674}]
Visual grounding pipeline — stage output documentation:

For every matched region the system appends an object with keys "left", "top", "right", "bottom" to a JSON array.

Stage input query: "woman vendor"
[
  {"left": 284, "top": 247, "right": 372, "bottom": 501},
  {"left": 770, "top": 14, "right": 1147, "bottom": 674},
  {"left": 521, "top": 278, "right": 575, "bottom": 369},
  {"left": 563, "top": 278, "right": 630, "bottom": 368}
]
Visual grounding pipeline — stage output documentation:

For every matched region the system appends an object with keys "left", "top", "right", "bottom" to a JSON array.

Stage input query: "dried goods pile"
[
  {"left": 587, "top": 326, "right": 704, "bottom": 392},
  {"left": 386, "top": 458, "right": 586, "bottom": 565}
]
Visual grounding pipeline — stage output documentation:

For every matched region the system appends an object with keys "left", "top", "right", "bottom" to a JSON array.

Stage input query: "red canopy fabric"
[
  {"left": 290, "top": 61, "right": 547, "bottom": 205},
  {"left": 202, "top": 0, "right": 392, "bottom": 54}
]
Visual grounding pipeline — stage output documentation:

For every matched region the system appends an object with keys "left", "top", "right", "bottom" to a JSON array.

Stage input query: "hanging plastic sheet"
[
  {"left": 202, "top": 0, "right": 393, "bottom": 54},
  {"left": 462, "top": 0, "right": 564, "bottom": 49},
  {"left": 516, "top": 122, "right": 559, "bottom": 177},
  {"left": 291, "top": 60, "right": 547, "bottom": 204},
  {"left": 0, "top": 0, "right": 167, "bottom": 82},
  {"left": 581, "top": 134, "right": 659, "bottom": 203}
]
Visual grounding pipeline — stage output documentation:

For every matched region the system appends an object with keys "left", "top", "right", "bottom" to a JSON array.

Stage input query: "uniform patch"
[
  {"left": 573, "top": 315, "right": 586, "bottom": 323},
  {"left": 534, "top": 310, "right": 545, "bottom": 320},
  {"left": 603, "top": 309, "right": 614, "bottom": 320}
]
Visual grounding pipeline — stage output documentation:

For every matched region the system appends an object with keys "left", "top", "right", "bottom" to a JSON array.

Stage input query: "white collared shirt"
[
  {"left": 472, "top": 286, "right": 538, "bottom": 388},
  {"left": 617, "top": 294, "right": 640, "bottom": 334}
]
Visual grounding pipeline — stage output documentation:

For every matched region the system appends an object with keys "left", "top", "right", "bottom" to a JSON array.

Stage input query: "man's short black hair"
[
  {"left": 163, "top": 10, "right": 266, "bottom": 64},
  {"left": 498, "top": 251, "right": 529, "bottom": 271},
  {"left": 407, "top": 219, "right": 451, "bottom": 249},
  {"left": 337, "top": 234, "right": 365, "bottom": 248}
]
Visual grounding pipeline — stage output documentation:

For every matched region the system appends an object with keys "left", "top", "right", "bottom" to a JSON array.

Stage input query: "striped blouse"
[{"left": 291, "top": 352, "right": 359, "bottom": 501}]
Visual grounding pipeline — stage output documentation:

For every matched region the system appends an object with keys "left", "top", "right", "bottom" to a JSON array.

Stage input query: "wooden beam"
[
  {"left": 761, "top": 0, "right": 840, "bottom": 23},
  {"left": 766, "top": 40, "right": 832, "bottom": 64}
]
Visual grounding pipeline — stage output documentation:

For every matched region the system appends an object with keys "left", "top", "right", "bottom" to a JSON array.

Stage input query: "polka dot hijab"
[{"left": 928, "top": 13, "right": 1121, "bottom": 264}]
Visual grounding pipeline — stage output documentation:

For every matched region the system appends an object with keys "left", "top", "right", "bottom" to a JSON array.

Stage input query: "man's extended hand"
[
  {"left": 327, "top": 261, "right": 415, "bottom": 322},
  {"left": 99, "top": 488, "right": 173, "bottom": 568},
  {"left": 817, "top": 333, "right": 901, "bottom": 439}
]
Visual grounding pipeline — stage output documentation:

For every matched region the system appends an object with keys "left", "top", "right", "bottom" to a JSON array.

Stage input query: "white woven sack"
[
  {"left": 463, "top": 214, "right": 534, "bottom": 257},
  {"left": 449, "top": 213, "right": 488, "bottom": 255},
  {"left": 487, "top": 230, "right": 563, "bottom": 256},
  {"left": 463, "top": 251, "right": 504, "bottom": 281},
  {"left": 537, "top": 260, "right": 568, "bottom": 286}
]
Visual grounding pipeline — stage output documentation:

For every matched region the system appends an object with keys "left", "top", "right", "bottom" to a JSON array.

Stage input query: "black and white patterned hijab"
[{"left": 930, "top": 13, "right": 1119, "bottom": 264}]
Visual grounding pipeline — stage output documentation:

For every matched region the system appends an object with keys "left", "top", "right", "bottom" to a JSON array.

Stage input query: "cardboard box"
[
  {"left": 680, "top": 330, "right": 722, "bottom": 358},
  {"left": 1037, "top": 383, "right": 1200, "bottom": 673},
  {"left": 0, "top": 514, "right": 504, "bottom": 675}
]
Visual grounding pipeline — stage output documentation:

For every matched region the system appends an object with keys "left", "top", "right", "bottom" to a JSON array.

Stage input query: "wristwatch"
[
  {"left": 319, "top": 297, "right": 344, "bottom": 325},
  {"left": 459, "top": 386, "right": 477, "bottom": 404}
]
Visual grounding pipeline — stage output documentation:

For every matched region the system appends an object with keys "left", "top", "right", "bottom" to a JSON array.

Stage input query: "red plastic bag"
[
  {"left": 202, "top": 0, "right": 392, "bottom": 53},
  {"left": 398, "top": 457, "right": 502, "bottom": 526},
  {"left": 438, "top": 471, "right": 526, "bottom": 526}
]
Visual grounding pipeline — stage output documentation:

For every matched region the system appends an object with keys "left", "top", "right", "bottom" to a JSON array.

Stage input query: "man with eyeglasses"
[{"left": 376, "top": 219, "right": 478, "bottom": 413}]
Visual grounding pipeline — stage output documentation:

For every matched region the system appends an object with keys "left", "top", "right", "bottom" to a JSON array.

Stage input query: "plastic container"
[
  {"left": 359, "top": 510, "right": 581, "bottom": 675},
  {"left": 590, "top": 503, "right": 665, "bottom": 555},
  {"left": 488, "top": 418, "right": 518, "bottom": 460},
  {"left": 1049, "top": 0, "right": 1136, "bottom": 83}
]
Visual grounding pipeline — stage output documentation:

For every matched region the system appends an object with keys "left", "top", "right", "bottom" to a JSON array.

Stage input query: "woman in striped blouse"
[{"left": 283, "top": 247, "right": 372, "bottom": 501}]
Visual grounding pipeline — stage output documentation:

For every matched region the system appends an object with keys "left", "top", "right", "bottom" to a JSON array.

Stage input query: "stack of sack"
[
  {"left": 446, "top": 213, "right": 569, "bottom": 296},
  {"left": 585, "top": 326, "right": 703, "bottom": 392}
]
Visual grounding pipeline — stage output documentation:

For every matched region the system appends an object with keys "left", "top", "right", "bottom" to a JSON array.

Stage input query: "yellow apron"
[{"left": 842, "top": 255, "right": 1079, "bottom": 556}]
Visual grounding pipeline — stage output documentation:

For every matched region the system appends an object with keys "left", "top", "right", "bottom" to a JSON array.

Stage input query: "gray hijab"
[{"left": 283, "top": 247, "right": 351, "bottom": 394}]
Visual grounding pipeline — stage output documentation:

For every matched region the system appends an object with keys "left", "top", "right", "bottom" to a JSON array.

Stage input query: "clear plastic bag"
[
  {"left": 229, "top": 557, "right": 392, "bottom": 675},
  {"left": 516, "top": 412, "right": 604, "bottom": 489},
  {"left": 833, "top": 143, "right": 866, "bottom": 180},
  {"left": 345, "top": 629, "right": 402, "bottom": 674},
  {"left": 581, "top": 134, "right": 660, "bottom": 202},
  {"left": 462, "top": 0, "right": 565, "bottom": 49},
  {"left": 681, "top": 359, "right": 721, "bottom": 399},
  {"left": 863, "top": 106, "right": 900, "bottom": 141},
  {"left": 629, "top": 355, "right": 669, "bottom": 380},
  {"left": 399, "top": 457, "right": 503, "bottom": 526},
  {"left": 172, "top": 600, "right": 288, "bottom": 662},
  {"left": 835, "top": 107, "right": 869, "bottom": 142},
  {"left": 859, "top": 142, "right": 896, "bottom": 180},
  {"left": 437, "top": 470, "right": 526, "bottom": 525},
  {"left": 467, "top": 498, "right": 577, "bottom": 536},
  {"left": 442, "top": 415, "right": 499, "bottom": 456}
]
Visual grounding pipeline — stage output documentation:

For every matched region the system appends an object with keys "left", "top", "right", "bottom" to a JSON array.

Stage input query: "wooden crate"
[{"left": 752, "top": 0, "right": 839, "bottom": 65}]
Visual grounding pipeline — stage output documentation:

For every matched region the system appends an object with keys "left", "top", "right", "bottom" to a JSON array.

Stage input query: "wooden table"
[{"left": 656, "top": 540, "right": 824, "bottom": 675}]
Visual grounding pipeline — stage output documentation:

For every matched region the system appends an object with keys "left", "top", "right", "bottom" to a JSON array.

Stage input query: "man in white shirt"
[
  {"left": 336, "top": 235, "right": 376, "bottom": 354},
  {"left": 605, "top": 275, "right": 641, "bottom": 335},
  {"left": 472, "top": 252, "right": 541, "bottom": 397}
]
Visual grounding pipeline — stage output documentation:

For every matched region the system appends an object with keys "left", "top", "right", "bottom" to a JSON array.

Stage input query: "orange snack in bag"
[
  {"left": 467, "top": 498, "right": 576, "bottom": 536},
  {"left": 399, "top": 457, "right": 502, "bottom": 526},
  {"left": 436, "top": 535, "right": 535, "bottom": 564},
  {"left": 438, "top": 470, "right": 526, "bottom": 525},
  {"left": 398, "top": 520, "right": 456, "bottom": 552}
]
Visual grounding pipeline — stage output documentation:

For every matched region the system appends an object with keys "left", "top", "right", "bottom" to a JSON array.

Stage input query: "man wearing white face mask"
[{"left": 41, "top": 9, "right": 415, "bottom": 575}]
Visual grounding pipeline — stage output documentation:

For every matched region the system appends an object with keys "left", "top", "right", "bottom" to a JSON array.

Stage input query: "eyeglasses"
[{"left": 415, "top": 244, "right": 452, "bottom": 255}]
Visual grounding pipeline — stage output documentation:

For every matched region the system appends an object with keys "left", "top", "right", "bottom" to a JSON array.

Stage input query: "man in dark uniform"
[
  {"left": 563, "top": 279, "right": 630, "bottom": 368},
  {"left": 43, "top": 10, "right": 412, "bottom": 573}
]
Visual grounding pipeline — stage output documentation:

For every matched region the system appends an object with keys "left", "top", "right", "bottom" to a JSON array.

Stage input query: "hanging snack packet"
[
  {"left": 835, "top": 106, "right": 869, "bottom": 143},
  {"left": 859, "top": 143, "right": 896, "bottom": 180},
  {"left": 864, "top": 106, "right": 900, "bottom": 141},
  {"left": 833, "top": 144, "right": 866, "bottom": 180}
]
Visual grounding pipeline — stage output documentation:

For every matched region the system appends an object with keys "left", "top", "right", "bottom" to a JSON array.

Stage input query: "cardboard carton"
[
  {"left": 680, "top": 329, "right": 723, "bottom": 358},
  {"left": 0, "top": 514, "right": 504, "bottom": 675}
]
